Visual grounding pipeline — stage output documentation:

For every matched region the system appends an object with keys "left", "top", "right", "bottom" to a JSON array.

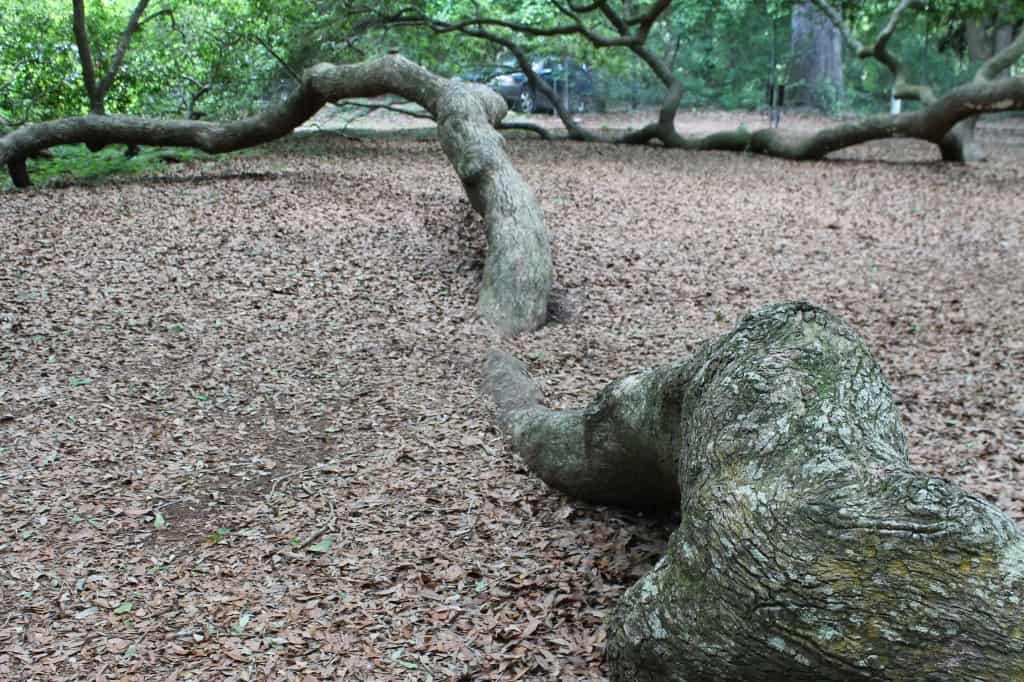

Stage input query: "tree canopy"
[{"left": 2, "top": 0, "right": 1019, "bottom": 127}]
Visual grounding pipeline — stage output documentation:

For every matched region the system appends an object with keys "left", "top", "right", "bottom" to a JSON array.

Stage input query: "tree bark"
[
  {"left": 485, "top": 302, "right": 1024, "bottom": 679},
  {"left": 789, "top": 1, "right": 844, "bottom": 110},
  {"left": 0, "top": 55, "right": 551, "bottom": 336}
]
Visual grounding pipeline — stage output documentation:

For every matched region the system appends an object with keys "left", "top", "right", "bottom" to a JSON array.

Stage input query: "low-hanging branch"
[
  {"left": 691, "top": 72, "right": 1024, "bottom": 159},
  {"left": 0, "top": 54, "right": 552, "bottom": 336},
  {"left": 485, "top": 301, "right": 1024, "bottom": 679}
]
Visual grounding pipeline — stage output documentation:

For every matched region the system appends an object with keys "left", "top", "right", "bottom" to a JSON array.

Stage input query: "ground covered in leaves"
[{"left": 1, "top": 116, "right": 1023, "bottom": 680}]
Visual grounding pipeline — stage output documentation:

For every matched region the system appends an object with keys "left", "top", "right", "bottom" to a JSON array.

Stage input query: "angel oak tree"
[
  {"left": 410, "top": 0, "right": 1024, "bottom": 162},
  {"left": 0, "top": 55, "right": 551, "bottom": 336},
  {"left": 485, "top": 301, "right": 1024, "bottom": 680}
]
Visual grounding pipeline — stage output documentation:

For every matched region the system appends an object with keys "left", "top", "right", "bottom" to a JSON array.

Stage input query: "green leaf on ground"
[
  {"left": 231, "top": 612, "right": 252, "bottom": 634},
  {"left": 307, "top": 536, "right": 334, "bottom": 553}
]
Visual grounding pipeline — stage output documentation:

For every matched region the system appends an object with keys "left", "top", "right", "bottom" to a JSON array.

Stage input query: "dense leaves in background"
[
  {"left": 1, "top": 0, "right": 89, "bottom": 123},
  {"left": 1, "top": 0, "right": 280, "bottom": 123}
]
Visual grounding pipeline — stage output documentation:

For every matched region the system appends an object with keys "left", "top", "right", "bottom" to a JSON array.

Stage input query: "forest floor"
[{"left": 1, "top": 112, "right": 1023, "bottom": 680}]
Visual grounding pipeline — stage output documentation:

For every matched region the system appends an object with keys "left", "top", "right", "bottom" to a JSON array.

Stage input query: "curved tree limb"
[
  {"left": 485, "top": 301, "right": 1024, "bottom": 679},
  {"left": 497, "top": 121, "right": 553, "bottom": 139},
  {"left": 640, "top": 73, "right": 1023, "bottom": 160},
  {"left": 811, "top": 0, "right": 1024, "bottom": 160},
  {"left": 978, "top": 23, "right": 1024, "bottom": 81},
  {"left": 808, "top": 0, "right": 993, "bottom": 160},
  {"left": 0, "top": 54, "right": 551, "bottom": 336}
]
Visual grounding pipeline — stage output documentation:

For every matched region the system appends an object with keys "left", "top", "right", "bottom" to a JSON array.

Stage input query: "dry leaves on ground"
[{"left": 1, "top": 115, "right": 1022, "bottom": 680}]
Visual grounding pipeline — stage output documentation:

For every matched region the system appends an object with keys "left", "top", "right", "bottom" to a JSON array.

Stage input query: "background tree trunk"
[
  {"left": 486, "top": 302, "right": 1024, "bottom": 679},
  {"left": 953, "top": 12, "right": 1022, "bottom": 161},
  {"left": 789, "top": 1, "right": 844, "bottom": 110}
]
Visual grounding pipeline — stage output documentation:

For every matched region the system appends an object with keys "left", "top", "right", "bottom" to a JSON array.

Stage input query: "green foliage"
[
  {"left": 1, "top": 0, "right": 1018, "bottom": 132},
  {"left": 0, "top": 0, "right": 285, "bottom": 122},
  {"left": 2, "top": 144, "right": 216, "bottom": 190},
  {"left": 0, "top": 0, "right": 86, "bottom": 121},
  {"left": 130, "top": 1, "right": 281, "bottom": 118}
]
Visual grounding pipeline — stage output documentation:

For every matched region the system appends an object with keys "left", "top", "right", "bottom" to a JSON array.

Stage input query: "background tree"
[
  {"left": 395, "top": 0, "right": 1024, "bottom": 160},
  {"left": 71, "top": 0, "right": 165, "bottom": 117},
  {"left": 788, "top": 0, "right": 843, "bottom": 109}
]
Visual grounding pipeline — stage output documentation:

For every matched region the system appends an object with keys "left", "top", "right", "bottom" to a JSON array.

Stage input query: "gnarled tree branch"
[
  {"left": 978, "top": 23, "right": 1024, "bottom": 81},
  {"left": 413, "top": 0, "right": 1024, "bottom": 161},
  {"left": 0, "top": 54, "right": 551, "bottom": 336},
  {"left": 486, "top": 301, "right": 1024, "bottom": 679}
]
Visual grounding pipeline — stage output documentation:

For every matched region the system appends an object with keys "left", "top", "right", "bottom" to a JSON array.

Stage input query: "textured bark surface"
[
  {"left": 0, "top": 55, "right": 550, "bottom": 335},
  {"left": 486, "top": 302, "right": 1024, "bottom": 679}
]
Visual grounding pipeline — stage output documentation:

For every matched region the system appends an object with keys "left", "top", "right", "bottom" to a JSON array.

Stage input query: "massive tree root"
[
  {"left": 485, "top": 302, "right": 1024, "bottom": 679},
  {"left": 0, "top": 55, "right": 550, "bottom": 336}
]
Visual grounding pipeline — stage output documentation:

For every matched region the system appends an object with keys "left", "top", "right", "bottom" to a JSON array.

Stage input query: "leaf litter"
[{"left": 1, "top": 117, "right": 1022, "bottom": 679}]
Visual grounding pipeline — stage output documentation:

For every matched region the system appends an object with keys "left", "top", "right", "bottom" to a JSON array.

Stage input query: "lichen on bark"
[{"left": 486, "top": 301, "right": 1024, "bottom": 679}]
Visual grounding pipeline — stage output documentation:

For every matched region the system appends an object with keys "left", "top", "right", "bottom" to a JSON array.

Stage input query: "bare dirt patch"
[{"left": 1, "top": 123, "right": 1022, "bottom": 679}]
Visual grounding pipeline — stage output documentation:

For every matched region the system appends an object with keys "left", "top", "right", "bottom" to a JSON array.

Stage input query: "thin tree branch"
[
  {"left": 139, "top": 7, "right": 174, "bottom": 28},
  {"left": 97, "top": 0, "right": 153, "bottom": 102},
  {"left": 71, "top": 0, "right": 100, "bottom": 106},
  {"left": 426, "top": 18, "right": 605, "bottom": 142},
  {"left": 499, "top": 121, "right": 553, "bottom": 139},
  {"left": 978, "top": 24, "right": 1024, "bottom": 81},
  {"left": 253, "top": 34, "right": 303, "bottom": 83},
  {"left": 339, "top": 99, "right": 435, "bottom": 120}
]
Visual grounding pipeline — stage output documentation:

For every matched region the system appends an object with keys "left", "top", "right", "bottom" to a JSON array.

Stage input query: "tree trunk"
[
  {"left": 485, "top": 302, "right": 1024, "bottom": 679},
  {"left": 994, "top": 21, "right": 1018, "bottom": 58},
  {"left": 789, "top": 1, "right": 844, "bottom": 110},
  {"left": 954, "top": 19, "right": 998, "bottom": 162},
  {"left": 0, "top": 55, "right": 551, "bottom": 336}
]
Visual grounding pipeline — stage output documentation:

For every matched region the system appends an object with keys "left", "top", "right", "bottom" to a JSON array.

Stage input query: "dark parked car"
[{"left": 486, "top": 57, "right": 604, "bottom": 114}]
